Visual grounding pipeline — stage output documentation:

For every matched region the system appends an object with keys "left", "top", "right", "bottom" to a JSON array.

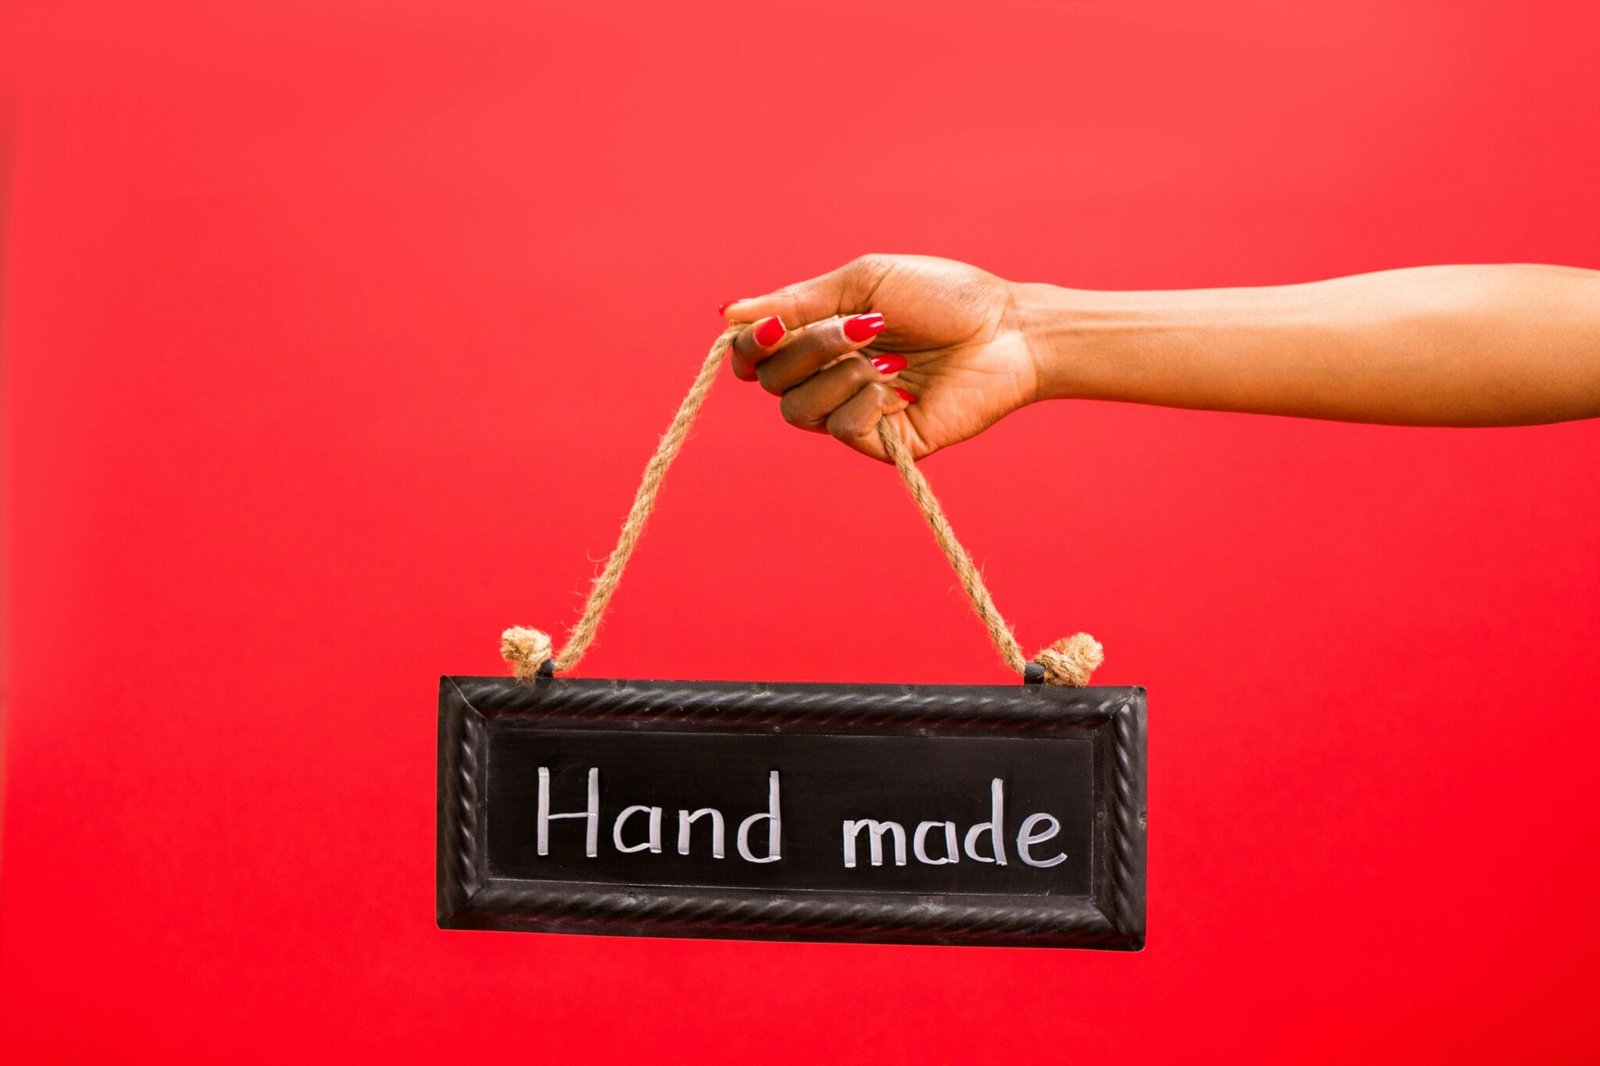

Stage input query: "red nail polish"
[
  {"left": 895, "top": 386, "right": 917, "bottom": 404},
  {"left": 844, "top": 312, "right": 886, "bottom": 343},
  {"left": 869, "top": 353, "right": 908, "bottom": 375},
  {"left": 717, "top": 301, "right": 732, "bottom": 316},
  {"left": 754, "top": 316, "right": 786, "bottom": 348}
]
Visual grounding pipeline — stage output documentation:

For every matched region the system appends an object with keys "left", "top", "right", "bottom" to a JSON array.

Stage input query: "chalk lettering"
[
  {"left": 843, "top": 819, "right": 908, "bottom": 868},
  {"left": 843, "top": 779, "right": 1071, "bottom": 870},
  {"left": 613, "top": 804, "right": 663, "bottom": 854},
  {"left": 677, "top": 808, "right": 726, "bottom": 859},
  {"left": 1017, "top": 812, "right": 1066, "bottom": 868},
  {"left": 537, "top": 766, "right": 599, "bottom": 858},
  {"left": 913, "top": 820, "right": 960, "bottom": 865},
  {"left": 736, "top": 771, "right": 782, "bottom": 864},
  {"left": 962, "top": 778, "right": 1008, "bottom": 866}
]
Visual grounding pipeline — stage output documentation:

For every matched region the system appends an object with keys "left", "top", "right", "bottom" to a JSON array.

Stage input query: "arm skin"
[
  {"left": 1018, "top": 264, "right": 1600, "bottom": 427},
  {"left": 721, "top": 257, "right": 1600, "bottom": 462}
]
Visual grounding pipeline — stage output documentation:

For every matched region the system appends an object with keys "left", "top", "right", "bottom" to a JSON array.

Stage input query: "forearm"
[{"left": 1018, "top": 264, "right": 1600, "bottom": 426}]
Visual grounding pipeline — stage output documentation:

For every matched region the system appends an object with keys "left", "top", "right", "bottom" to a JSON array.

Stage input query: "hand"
[{"left": 722, "top": 254, "right": 1041, "bottom": 462}]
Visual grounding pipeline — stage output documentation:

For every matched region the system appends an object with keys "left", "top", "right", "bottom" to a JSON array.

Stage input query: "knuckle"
[
  {"left": 842, "top": 255, "right": 894, "bottom": 310},
  {"left": 826, "top": 406, "right": 865, "bottom": 443},
  {"left": 846, "top": 354, "right": 878, "bottom": 384},
  {"left": 778, "top": 391, "right": 809, "bottom": 428},
  {"left": 769, "top": 286, "right": 804, "bottom": 319},
  {"left": 755, "top": 360, "right": 785, "bottom": 395}
]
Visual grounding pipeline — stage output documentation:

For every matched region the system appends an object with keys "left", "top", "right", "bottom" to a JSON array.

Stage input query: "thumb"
[{"left": 722, "top": 255, "right": 889, "bottom": 329}]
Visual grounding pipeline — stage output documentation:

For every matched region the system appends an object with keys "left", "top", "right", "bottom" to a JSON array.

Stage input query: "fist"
[{"left": 722, "top": 254, "right": 1041, "bottom": 462}]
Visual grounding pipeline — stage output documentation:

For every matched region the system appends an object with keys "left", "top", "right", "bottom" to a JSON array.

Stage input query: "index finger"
[
  {"left": 727, "top": 314, "right": 788, "bottom": 381},
  {"left": 721, "top": 254, "right": 892, "bottom": 329}
]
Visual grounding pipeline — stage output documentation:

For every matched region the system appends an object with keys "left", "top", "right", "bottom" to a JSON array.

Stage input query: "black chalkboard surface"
[{"left": 437, "top": 676, "right": 1146, "bottom": 949}]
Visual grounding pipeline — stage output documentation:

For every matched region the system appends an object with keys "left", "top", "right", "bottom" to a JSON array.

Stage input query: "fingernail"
[
  {"left": 717, "top": 301, "right": 732, "bottom": 316},
  {"left": 754, "top": 315, "right": 786, "bottom": 348},
  {"left": 843, "top": 312, "right": 886, "bottom": 343},
  {"left": 895, "top": 386, "right": 917, "bottom": 404},
  {"left": 869, "top": 353, "right": 908, "bottom": 375}
]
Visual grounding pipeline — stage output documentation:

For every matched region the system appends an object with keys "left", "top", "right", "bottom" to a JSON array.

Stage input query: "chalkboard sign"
[{"left": 437, "top": 676, "right": 1146, "bottom": 949}]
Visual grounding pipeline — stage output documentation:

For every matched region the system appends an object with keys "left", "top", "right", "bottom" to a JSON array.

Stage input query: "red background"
[{"left": 4, "top": 1, "right": 1599, "bottom": 1061}]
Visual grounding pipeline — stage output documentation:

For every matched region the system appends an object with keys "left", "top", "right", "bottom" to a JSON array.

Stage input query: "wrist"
[{"left": 1007, "top": 281, "right": 1103, "bottom": 403}]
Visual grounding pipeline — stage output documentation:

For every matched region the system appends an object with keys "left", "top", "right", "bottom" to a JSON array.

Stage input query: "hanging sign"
[
  {"left": 441, "top": 328, "right": 1144, "bottom": 949},
  {"left": 437, "top": 675, "right": 1146, "bottom": 949}
]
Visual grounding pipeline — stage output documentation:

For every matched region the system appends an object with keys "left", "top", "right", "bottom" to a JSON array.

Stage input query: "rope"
[
  {"left": 501, "top": 326, "right": 1103, "bottom": 686},
  {"left": 873, "top": 420, "right": 1104, "bottom": 686}
]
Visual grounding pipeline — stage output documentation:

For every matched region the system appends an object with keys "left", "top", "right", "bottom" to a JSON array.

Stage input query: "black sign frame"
[{"left": 437, "top": 675, "right": 1147, "bottom": 950}]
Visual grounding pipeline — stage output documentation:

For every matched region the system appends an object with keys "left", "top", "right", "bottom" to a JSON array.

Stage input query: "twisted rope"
[{"left": 501, "top": 326, "right": 1103, "bottom": 686}]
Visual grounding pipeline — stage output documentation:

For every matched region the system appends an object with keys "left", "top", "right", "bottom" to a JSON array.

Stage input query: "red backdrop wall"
[{"left": 4, "top": 1, "right": 1599, "bottom": 1061}]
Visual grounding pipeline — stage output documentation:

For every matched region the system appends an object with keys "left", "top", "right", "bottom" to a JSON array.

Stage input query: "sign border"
[{"left": 437, "top": 676, "right": 1146, "bottom": 950}]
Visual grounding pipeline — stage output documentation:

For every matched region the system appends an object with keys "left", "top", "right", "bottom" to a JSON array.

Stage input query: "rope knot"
[
  {"left": 501, "top": 626, "right": 554, "bottom": 681},
  {"left": 1031, "top": 633, "right": 1104, "bottom": 687}
]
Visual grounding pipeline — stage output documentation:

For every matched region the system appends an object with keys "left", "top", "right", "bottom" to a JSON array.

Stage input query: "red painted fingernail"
[
  {"left": 717, "top": 301, "right": 732, "bottom": 316},
  {"left": 895, "top": 386, "right": 917, "bottom": 404},
  {"left": 843, "top": 312, "right": 886, "bottom": 343},
  {"left": 869, "top": 353, "right": 908, "bottom": 375},
  {"left": 754, "top": 315, "right": 786, "bottom": 348}
]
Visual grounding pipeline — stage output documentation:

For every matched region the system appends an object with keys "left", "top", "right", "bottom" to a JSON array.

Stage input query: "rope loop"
[
  {"left": 1030, "top": 633, "right": 1105, "bottom": 687},
  {"left": 500, "top": 626, "right": 553, "bottom": 681},
  {"left": 501, "top": 326, "right": 1102, "bottom": 686}
]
